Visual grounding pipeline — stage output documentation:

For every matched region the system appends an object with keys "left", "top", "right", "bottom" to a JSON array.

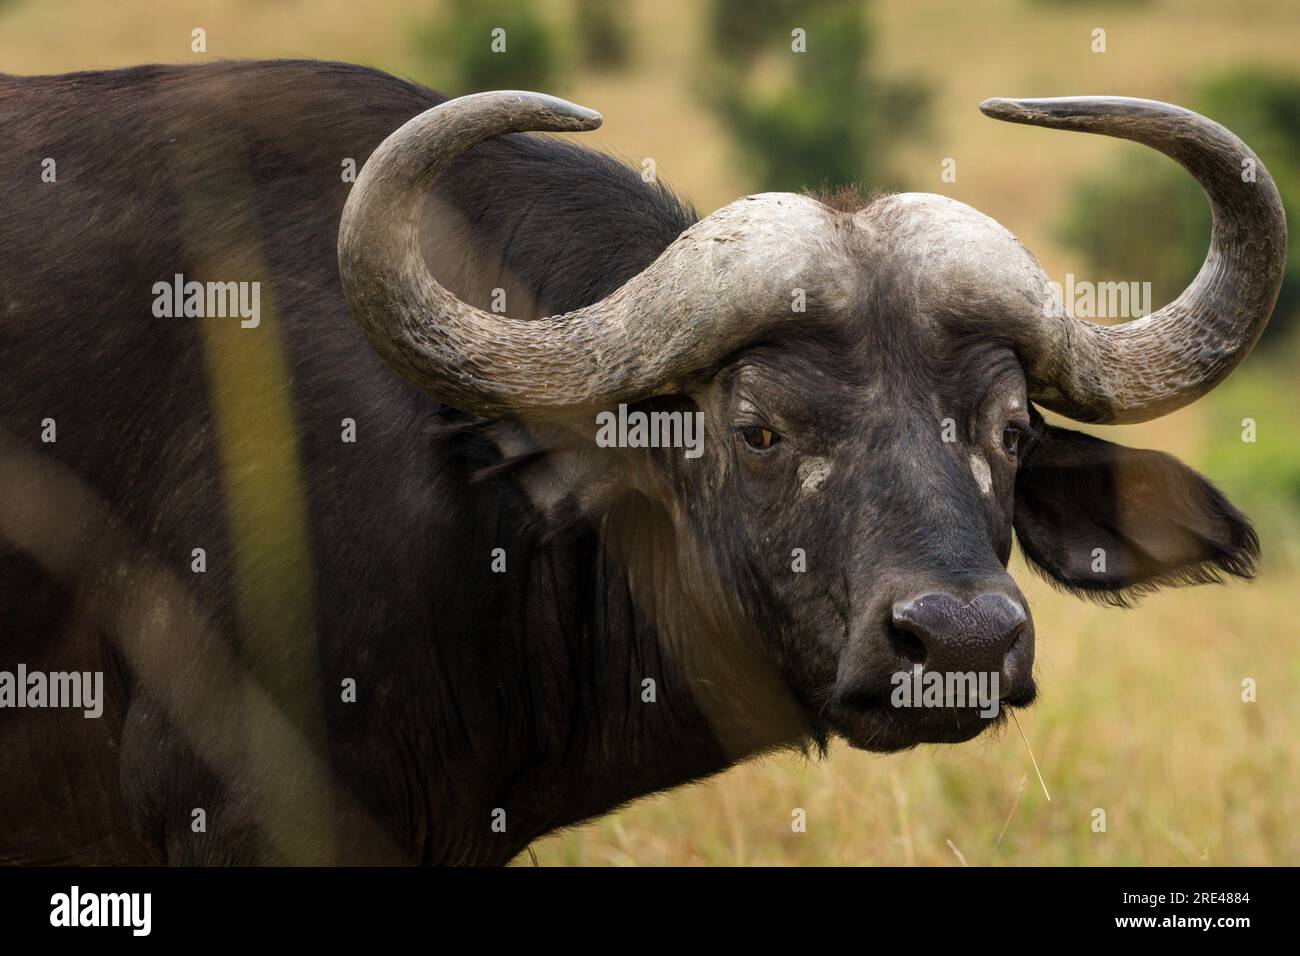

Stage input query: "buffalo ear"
[{"left": 1012, "top": 420, "right": 1258, "bottom": 606}]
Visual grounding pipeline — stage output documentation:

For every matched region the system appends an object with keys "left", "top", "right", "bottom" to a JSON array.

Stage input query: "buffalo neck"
[{"left": 409, "top": 488, "right": 810, "bottom": 864}]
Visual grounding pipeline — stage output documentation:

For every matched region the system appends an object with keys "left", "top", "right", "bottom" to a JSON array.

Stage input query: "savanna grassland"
[{"left": 2, "top": 0, "right": 1296, "bottom": 865}]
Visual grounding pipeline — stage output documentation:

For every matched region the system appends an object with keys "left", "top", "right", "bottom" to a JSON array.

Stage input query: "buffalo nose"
[{"left": 890, "top": 592, "right": 1027, "bottom": 676}]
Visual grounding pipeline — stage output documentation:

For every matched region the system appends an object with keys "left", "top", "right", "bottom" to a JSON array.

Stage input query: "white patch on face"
[
  {"left": 969, "top": 453, "right": 993, "bottom": 496},
  {"left": 798, "top": 456, "right": 832, "bottom": 493}
]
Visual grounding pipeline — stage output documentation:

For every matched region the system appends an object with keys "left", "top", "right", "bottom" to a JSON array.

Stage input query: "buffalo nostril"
[
  {"left": 890, "top": 594, "right": 950, "bottom": 661},
  {"left": 886, "top": 620, "right": 928, "bottom": 666},
  {"left": 891, "top": 592, "right": 1028, "bottom": 675}
]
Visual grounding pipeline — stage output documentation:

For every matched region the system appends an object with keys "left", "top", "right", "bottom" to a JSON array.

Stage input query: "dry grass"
[
  {"left": 532, "top": 543, "right": 1300, "bottom": 865},
  {"left": 2, "top": 0, "right": 1296, "bottom": 866}
]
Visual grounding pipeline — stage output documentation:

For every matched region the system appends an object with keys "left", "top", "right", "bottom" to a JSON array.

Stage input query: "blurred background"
[{"left": 3, "top": 0, "right": 1296, "bottom": 865}]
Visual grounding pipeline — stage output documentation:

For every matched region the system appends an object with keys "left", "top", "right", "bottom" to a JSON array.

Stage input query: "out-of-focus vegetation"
[
  {"left": 575, "top": 0, "right": 632, "bottom": 72},
  {"left": 0, "top": 0, "right": 1296, "bottom": 866},
  {"left": 703, "top": 0, "right": 930, "bottom": 192},
  {"left": 1030, "top": 0, "right": 1152, "bottom": 7},
  {"left": 1204, "top": 331, "right": 1300, "bottom": 513},
  {"left": 411, "top": 0, "right": 633, "bottom": 94},
  {"left": 1058, "top": 68, "right": 1300, "bottom": 348},
  {"left": 413, "top": 0, "right": 563, "bottom": 94}
]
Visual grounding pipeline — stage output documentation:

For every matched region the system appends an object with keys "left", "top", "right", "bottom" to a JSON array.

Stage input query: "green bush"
[
  {"left": 1202, "top": 330, "right": 1300, "bottom": 514},
  {"left": 416, "top": 0, "right": 561, "bottom": 95},
  {"left": 575, "top": 0, "right": 632, "bottom": 72},
  {"left": 705, "top": 0, "right": 930, "bottom": 193}
]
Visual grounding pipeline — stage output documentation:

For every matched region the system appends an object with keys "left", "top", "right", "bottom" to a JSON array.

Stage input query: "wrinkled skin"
[
  {"left": 590, "top": 191, "right": 1257, "bottom": 754},
  {"left": 673, "top": 345, "right": 1035, "bottom": 750}
]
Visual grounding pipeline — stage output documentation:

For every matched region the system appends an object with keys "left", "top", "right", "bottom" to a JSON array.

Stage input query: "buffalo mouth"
[{"left": 825, "top": 676, "right": 1038, "bottom": 752}]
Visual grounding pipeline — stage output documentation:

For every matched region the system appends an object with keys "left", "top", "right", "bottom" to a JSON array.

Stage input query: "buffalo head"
[{"left": 337, "top": 93, "right": 1284, "bottom": 752}]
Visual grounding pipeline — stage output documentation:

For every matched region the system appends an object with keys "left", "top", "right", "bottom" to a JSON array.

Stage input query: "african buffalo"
[{"left": 0, "top": 60, "right": 1284, "bottom": 864}]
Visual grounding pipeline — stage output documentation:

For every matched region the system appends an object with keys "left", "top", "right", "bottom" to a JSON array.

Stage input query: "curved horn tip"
[
  {"left": 978, "top": 97, "right": 1014, "bottom": 116},
  {"left": 976, "top": 92, "right": 1286, "bottom": 423},
  {"left": 491, "top": 90, "right": 603, "bottom": 131},
  {"left": 979, "top": 97, "right": 1044, "bottom": 122}
]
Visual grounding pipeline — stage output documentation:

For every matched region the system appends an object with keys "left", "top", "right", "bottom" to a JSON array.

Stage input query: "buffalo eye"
[
  {"left": 739, "top": 426, "right": 780, "bottom": 451},
  {"left": 1001, "top": 424, "right": 1021, "bottom": 457}
]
